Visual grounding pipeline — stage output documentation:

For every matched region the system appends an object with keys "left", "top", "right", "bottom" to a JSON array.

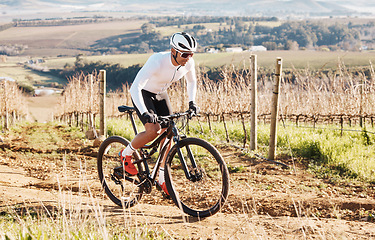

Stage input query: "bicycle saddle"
[{"left": 118, "top": 105, "right": 135, "bottom": 113}]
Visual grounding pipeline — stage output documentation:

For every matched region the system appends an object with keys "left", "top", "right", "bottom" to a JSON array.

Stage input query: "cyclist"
[{"left": 119, "top": 32, "right": 200, "bottom": 195}]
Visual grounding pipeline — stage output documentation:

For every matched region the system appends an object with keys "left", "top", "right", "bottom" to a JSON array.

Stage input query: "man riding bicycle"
[{"left": 119, "top": 32, "right": 199, "bottom": 195}]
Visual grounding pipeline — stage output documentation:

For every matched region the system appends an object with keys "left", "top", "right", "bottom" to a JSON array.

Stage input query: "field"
[
  {"left": 38, "top": 50, "right": 375, "bottom": 69},
  {"left": 0, "top": 19, "right": 147, "bottom": 57}
]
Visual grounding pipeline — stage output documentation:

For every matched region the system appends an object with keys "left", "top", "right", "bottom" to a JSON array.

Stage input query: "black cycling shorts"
[{"left": 132, "top": 89, "right": 172, "bottom": 125}]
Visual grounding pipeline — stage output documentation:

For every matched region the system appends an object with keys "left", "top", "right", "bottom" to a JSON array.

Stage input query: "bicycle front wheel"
[
  {"left": 165, "top": 137, "right": 229, "bottom": 218},
  {"left": 97, "top": 136, "right": 143, "bottom": 208}
]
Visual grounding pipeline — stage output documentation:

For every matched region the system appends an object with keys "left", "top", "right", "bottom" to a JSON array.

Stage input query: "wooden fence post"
[
  {"left": 359, "top": 77, "right": 364, "bottom": 127},
  {"left": 99, "top": 70, "right": 106, "bottom": 137},
  {"left": 88, "top": 74, "right": 95, "bottom": 129},
  {"left": 250, "top": 54, "right": 257, "bottom": 150},
  {"left": 3, "top": 81, "right": 8, "bottom": 130},
  {"left": 268, "top": 57, "right": 282, "bottom": 160}
]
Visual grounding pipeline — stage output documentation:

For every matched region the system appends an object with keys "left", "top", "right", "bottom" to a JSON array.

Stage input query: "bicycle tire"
[
  {"left": 164, "top": 137, "right": 229, "bottom": 217},
  {"left": 97, "top": 136, "right": 144, "bottom": 208}
]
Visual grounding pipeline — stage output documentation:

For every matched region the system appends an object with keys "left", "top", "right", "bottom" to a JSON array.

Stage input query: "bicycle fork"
[{"left": 176, "top": 144, "right": 202, "bottom": 182}]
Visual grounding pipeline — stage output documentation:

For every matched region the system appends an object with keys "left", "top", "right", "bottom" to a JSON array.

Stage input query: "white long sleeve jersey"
[{"left": 129, "top": 52, "right": 197, "bottom": 114}]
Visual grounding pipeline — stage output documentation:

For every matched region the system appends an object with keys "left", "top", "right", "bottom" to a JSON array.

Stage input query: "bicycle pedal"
[
  {"left": 110, "top": 174, "right": 122, "bottom": 185},
  {"left": 162, "top": 193, "right": 171, "bottom": 200},
  {"left": 123, "top": 171, "right": 134, "bottom": 177}
]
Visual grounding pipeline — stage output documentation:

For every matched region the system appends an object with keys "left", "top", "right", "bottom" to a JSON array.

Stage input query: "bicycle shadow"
[{"left": 102, "top": 204, "right": 205, "bottom": 224}]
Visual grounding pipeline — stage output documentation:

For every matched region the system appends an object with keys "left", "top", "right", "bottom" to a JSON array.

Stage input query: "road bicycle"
[{"left": 97, "top": 105, "right": 230, "bottom": 217}]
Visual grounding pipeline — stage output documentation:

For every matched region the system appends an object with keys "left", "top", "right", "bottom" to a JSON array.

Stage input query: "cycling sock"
[
  {"left": 159, "top": 167, "right": 165, "bottom": 184},
  {"left": 122, "top": 143, "right": 135, "bottom": 157}
]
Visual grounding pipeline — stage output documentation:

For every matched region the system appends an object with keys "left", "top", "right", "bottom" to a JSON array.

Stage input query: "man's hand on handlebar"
[
  {"left": 188, "top": 101, "right": 200, "bottom": 118},
  {"left": 142, "top": 111, "right": 157, "bottom": 124}
]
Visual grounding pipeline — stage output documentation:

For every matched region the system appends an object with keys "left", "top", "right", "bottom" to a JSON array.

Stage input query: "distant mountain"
[{"left": 1, "top": 0, "right": 375, "bottom": 20}]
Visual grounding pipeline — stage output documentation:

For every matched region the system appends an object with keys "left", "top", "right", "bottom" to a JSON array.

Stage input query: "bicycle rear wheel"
[
  {"left": 165, "top": 137, "right": 229, "bottom": 218},
  {"left": 97, "top": 136, "right": 143, "bottom": 208}
]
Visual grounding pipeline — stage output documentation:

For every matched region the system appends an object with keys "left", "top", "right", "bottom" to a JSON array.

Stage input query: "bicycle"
[{"left": 97, "top": 105, "right": 230, "bottom": 218}]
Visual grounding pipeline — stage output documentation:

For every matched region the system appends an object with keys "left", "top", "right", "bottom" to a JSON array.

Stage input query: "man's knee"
[
  {"left": 147, "top": 129, "right": 159, "bottom": 139},
  {"left": 145, "top": 123, "right": 161, "bottom": 138}
]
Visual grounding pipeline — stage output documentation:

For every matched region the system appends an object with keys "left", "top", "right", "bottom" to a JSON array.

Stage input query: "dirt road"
[
  {"left": 26, "top": 95, "right": 60, "bottom": 123},
  {"left": 1, "top": 162, "right": 374, "bottom": 239}
]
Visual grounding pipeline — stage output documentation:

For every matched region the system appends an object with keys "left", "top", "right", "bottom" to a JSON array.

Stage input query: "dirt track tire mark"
[{"left": 55, "top": 32, "right": 77, "bottom": 47}]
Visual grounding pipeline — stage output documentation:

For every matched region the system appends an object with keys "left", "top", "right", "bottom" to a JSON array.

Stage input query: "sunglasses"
[{"left": 174, "top": 48, "right": 194, "bottom": 58}]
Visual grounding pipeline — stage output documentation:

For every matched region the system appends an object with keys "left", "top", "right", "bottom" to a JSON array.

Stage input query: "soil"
[
  {"left": 0, "top": 97, "right": 374, "bottom": 239},
  {"left": 26, "top": 95, "right": 61, "bottom": 123}
]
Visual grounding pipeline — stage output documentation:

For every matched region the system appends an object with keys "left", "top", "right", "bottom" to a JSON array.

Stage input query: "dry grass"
[{"left": 0, "top": 154, "right": 167, "bottom": 239}]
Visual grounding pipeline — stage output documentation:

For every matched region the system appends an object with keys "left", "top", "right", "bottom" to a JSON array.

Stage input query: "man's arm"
[{"left": 185, "top": 58, "right": 197, "bottom": 103}]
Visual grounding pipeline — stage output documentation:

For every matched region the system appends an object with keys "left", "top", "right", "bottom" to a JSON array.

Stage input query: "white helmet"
[{"left": 170, "top": 32, "right": 197, "bottom": 52}]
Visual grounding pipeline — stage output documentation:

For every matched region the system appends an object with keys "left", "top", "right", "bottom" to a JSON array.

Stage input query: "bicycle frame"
[
  {"left": 122, "top": 107, "right": 177, "bottom": 184},
  {"left": 139, "top": 130, "right": 173, "bottom": 184},
  {"left": 121, "top": 106, "right": 195, "bottom": 185}
]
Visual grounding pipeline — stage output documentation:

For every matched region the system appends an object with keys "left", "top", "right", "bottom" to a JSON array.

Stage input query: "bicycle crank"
[{"left": 138, "top": 173, "right": 152, "bottom": 194}]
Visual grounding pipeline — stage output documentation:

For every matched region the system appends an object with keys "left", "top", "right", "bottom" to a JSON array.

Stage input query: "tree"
[
  {"left": 74, "top": 54, "right": 84, "bottom": 68},
  {"left": 235, "top": 19, "right": 245, "bottom": 32},
  {"left": 262, "top": 41, "right": 277, "bottom": 50},
  {"left": 285, "top": 40, "right": 299, "bottom": 50},
  {"left": 141, "top": 23, "right": 155, "bottom": 34}
]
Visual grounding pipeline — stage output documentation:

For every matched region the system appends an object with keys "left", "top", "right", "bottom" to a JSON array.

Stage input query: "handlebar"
[
  {"left": 117, "top": 105, "right": 198, "bottom": 126},
  {"left": 157, "top": 110, "right": 198, "bottom": 126}
]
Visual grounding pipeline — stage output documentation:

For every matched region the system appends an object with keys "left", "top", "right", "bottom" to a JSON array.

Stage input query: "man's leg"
[
  {"left": 157, "top": 135, "right": 173, "bottom": 195},
  {"left": 131, "top": 122, "right": 162, "bottom": 149},
  {"left": 121, "top": 122, "right": 161, "bottom": 175}
]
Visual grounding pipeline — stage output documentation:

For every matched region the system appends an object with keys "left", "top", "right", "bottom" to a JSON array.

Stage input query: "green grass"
[
  {"left": 106, "top": 117, "right": 375, "bottom": 183},
  {"left": 106, "top": 117, "right": 143, "bottom": 140},
  {"left": 268, "top": 124, "right": 375, "bottom": 183},
  {"left": 281, "top": 125, "right": 375, "bottom": 182},
  {"left": 7, "top": 122, "right": 86, "bottom": 154},
  {"left": 0, "top": 62, "right": 66, "bottom": 87}
]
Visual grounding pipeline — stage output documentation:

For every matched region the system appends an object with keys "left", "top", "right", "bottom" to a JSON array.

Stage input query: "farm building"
[
  {"left": 225, "top": 47, "right": 243, "bottom": 53},
  {"left": 249, "top": 45, "right": 267, "bottom": 51}
]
